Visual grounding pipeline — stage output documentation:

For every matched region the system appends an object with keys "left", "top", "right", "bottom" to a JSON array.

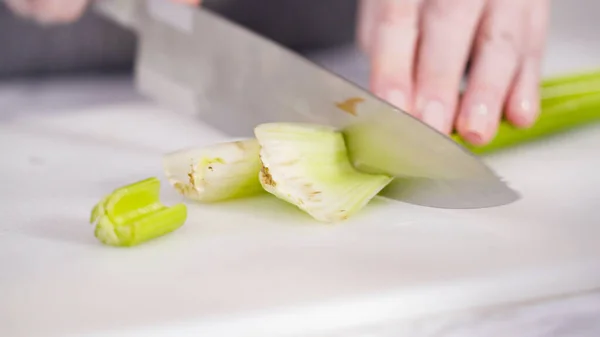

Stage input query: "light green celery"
[
  {"left": 454, "top": 69, "right": 600, "bottom": 155},
  {"left": 255, "top": 123, "right": 393, "bottom": 223},
  {"left": 162, "top": 139, "right": 265, "bottom": 202},
  {"left": 90, "top": 177, "right": 187, "bottom": 247}
]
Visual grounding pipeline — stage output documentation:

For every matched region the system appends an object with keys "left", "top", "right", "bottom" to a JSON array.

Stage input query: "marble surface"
[
  {"left": 2, "top": 0, "right": 600, "bottom": 336},
  {"left": 1, "top": 75, "right": 599, "bottom": 337},
  {"left": 335, "top": 292, "right": 600, "bottom": 337}
]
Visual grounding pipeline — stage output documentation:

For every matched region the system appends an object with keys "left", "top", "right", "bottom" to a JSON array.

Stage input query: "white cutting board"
[
  {"left": 1, "top": 85, "right": 600, "bottom": 337},
  {"left": 2, "top": 1, "right": 600, "bottom": 335}
]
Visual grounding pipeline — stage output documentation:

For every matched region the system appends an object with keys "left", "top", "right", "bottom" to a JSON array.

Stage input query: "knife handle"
[{"left": 454, "top": 69, "right": 600, "bottom": 155}]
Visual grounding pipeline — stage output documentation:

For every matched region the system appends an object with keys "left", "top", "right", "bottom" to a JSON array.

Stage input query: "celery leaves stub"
[
  {"left": 254, "top": 123, "right": 393, "bottom": 223},
  {"left": 163, "top": 139, "right": 265, "bottom": 202},
  {"left": 90, "top": 177, "right": 187, "bottom": 247}
]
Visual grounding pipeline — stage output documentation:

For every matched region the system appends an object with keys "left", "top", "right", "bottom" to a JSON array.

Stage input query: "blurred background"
[
  {"left": 0, "top": 0, "right": 358, "bottom": 79},
  {"left": 1, "top": 0, "right": 599, "bottom": 88},
  {"left": 1, "top": 2, "right": 600, "bottom": 336}
]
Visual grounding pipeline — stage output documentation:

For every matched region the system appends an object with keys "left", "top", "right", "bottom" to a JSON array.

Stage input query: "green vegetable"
[
  {"left": 162, "top": 139, "right": 265, "bottom": 202},
  {"left": 254, "top": 123, "right": 393, "bottom": 223},
  {"left": 158, "top": 71, "right": 600, "bottom": 223},
  {"left": 90, "top": 177, "right": 187, "bottom": 247},
  {"left": 455, "top": 69, "right": 600, "bottom": 155}
]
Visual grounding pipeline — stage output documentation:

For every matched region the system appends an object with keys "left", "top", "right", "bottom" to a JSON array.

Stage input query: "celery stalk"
[
  {"left": 90, "top": 177, "right": 187, "bottom": 247},
  {"left": 162, "top": 139, "right": 265, "bottom": 202},
  {"left": 254, "top": 123, "right": 393, "bottom": 223},
  {"left": 455, "top": 69, "right": 600, "bottom": 155}
]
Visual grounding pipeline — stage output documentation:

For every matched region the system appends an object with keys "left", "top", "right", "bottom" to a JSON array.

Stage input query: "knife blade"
[{"left": 94, "top": 0, "right": 519, "bottom": 209}]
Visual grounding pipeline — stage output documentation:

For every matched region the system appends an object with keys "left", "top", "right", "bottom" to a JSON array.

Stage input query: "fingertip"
[
  {"left": 505, "top": 97, "right": 540, "bottom": 128},
  {"left": 461, "top": 131, "right": 487, "bottom": 146},
  {"left": 455, "top": 102, "right": 499, "bottom": 146},
  {"left": 458, "top": 127, "right": 496, "bottom": 146},
  {"left": 505, "top": 69, "right": 541, "bottom": 128},
  {"left": 505, "top": 61, "right": 542, "bottom": 128}
]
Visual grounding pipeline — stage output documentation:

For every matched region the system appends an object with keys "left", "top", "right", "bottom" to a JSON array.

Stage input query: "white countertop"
[
  {"left": 2, "top": 0, "right": 600, "bottom": 336},
  {"left": 1, "top": 76, "right": 599, "bottom": 337}
]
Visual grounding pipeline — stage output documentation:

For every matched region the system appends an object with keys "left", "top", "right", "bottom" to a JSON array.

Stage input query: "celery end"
[
  {"left": 90, "top": 177, "right": 188, "bottom": 247},
  {"left": 90, "top": 195, "right": 108, "bottom": 224},
  {"left": 124, "top": 204, "right": 188, "bottom": 247},
  {"left": 162, "top": 139, "right": 265, "bottom": 202}
]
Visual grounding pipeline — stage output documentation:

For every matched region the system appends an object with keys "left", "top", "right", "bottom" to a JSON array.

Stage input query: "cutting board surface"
[{"left": 1, "top": 96, "right": 600, "bottom": 337}]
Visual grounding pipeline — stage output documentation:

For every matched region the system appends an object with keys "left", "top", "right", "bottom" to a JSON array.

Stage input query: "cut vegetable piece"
[
  {"left": 163, "top": 139, "right": 265, "bottom": 202},
  {"left": 90, "top": 177, "right": 187, "bottom": 247},
  {"left": 254, "top": 123, "right": 393, "bottom": 223}
]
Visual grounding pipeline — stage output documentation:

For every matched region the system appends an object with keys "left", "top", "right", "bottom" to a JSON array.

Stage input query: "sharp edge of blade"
[{"left": 379, "top": 173, "right": 520, "bottom": 209}]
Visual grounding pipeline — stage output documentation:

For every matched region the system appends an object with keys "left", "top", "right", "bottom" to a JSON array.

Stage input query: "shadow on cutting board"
[{"left": 177, "top": 193, "right": 400, "bottom": 235}]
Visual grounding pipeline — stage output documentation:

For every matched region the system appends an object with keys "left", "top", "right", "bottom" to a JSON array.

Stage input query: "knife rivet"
[{"left": 335, "top": 97, "right": 364, "bottom": 116}]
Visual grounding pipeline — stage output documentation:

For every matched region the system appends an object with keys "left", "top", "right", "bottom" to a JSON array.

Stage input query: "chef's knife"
[{"left": 94, "top": 0, "right": 519, "bottom": 209}]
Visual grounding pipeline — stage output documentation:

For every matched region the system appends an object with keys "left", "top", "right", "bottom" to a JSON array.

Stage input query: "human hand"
[
  {"left": 4, "top": 0, "right": 202, "bottom": 24},
  {"left": 4, "top": 0, "right": 90, "bottom": 24},
  {"left": 357, "top": 0, "right": 550, "bottom": 146}
]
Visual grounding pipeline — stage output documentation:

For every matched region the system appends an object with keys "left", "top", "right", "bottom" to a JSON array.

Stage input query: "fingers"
[
  {"left": 5, "top": 0, "right": 90, "bottom": 24},
  {"left": 33, "top": 0, "right": 89, "bottom": 23},
  {"left": 413, "top": 0, "right": 485, "bottom": 133},
  {"left": 504, "top": 0, "right": 550, "bottom": 128},
  {"left": 456, "top": 0, "right": 529, "bottom": 145},
  {"left": 4, "top": 0, "right": 41, "bottom": 19},
  {"left": 4, "top": 0, "right": 33, "bottom": 17},
  {"left": 356, "top": 0, "right": 380, "bottom": 53},
  {"left": 370, "top": 0, "right": 421, "bottom": 112},
  {"left": 4, "top": 0, "right": 200, "bottom": 25}
]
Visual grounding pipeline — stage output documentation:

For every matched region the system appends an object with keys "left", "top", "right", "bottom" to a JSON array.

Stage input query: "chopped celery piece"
[
  {"left": 90, "top": 177, "right": 187, "bottom": 247},
  {"left": 162, "top": 139, "right": 265, "bottom": 202},
  {"left": 254, "top": 123, "right": 393, "bottom": 223}
]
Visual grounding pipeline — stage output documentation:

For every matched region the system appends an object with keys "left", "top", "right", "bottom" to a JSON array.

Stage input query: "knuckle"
[
  {"left": 477, "top": 24, "right": 522, "bottom": 57},
  {"left": 417, "top": 70, "right": 461, "bottom": 97},
  {"left": 469, "top": 82, "right": 504, "bottom": 99}
]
